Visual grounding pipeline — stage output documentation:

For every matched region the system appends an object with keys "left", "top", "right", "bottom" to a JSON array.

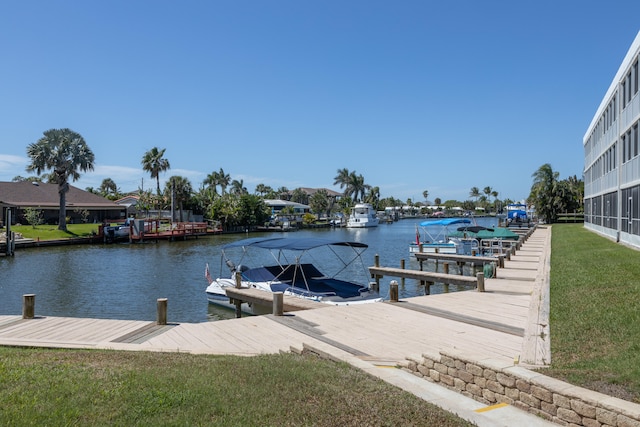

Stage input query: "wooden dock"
[{"left": 0, "top": 226, "right": 550, "bottom": 367}]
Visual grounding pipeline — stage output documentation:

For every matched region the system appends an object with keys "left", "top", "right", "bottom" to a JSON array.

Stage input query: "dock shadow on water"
[{"left": 0, "top": 217, "right": 497, "bottom": 322}]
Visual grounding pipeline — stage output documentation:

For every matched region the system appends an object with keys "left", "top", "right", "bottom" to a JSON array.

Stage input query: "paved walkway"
[{"left": 0, "top": 226, "right": 554, "bottom": 426}]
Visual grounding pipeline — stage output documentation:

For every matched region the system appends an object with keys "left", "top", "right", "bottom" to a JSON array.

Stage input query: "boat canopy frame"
[
  {"left": 218, "top": 237, "right": 371, "bottom": 293},
  {"left": 417, "top": 218, "right": 472, "bottom": 243}
]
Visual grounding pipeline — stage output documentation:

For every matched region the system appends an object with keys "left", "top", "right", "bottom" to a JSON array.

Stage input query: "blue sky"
[{"left": 1, "top": 1, "right": 639, "bottom": 204}]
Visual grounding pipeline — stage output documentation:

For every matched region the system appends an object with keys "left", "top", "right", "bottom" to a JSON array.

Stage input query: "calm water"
[{"left": 0, "top": 217, "right": 497, "bottom": 323}]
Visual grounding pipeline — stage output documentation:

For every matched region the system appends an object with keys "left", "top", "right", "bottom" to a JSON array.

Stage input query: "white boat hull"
[
  {"left": 346, "top": 203, "right": 379, "bottom": 228},
  {"left": 206, "top": 276, "right": 382, "bottom": 314},
  {"left": 409, "top": 243, "right": 458, "bottom": 254},
  {"left": 346, "top": 218, "right": 379, "bottom": 228}
]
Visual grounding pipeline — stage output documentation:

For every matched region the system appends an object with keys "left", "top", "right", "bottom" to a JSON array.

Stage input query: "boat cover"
[
  {"left": 419, "top": 218, "right": 472, "bottom": 227},
  {"left": 457, "top": 226, "right": 492, "bottom": 233},
  {"left": 222, "top": 237, "right": 368, "bottom": 250},
  {"left": 474, "top": 227, "right": 519, "bottom": 240}
]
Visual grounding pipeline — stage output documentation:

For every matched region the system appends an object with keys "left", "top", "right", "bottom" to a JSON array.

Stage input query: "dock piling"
[
  {"left": 443, "top": 264, "right": 450, "bottom": 293},
  {"left": 476, "top": 273, "right": 485, "bottom": 292},
  {"left": 22, "top": 294, "right": 35, "bottom": 319},
  {"left": 374, "top": 254, "right": 380, "bottom": 290},
  {"left": 157, "top": 298, "right": 168, "bottom": 325},
  {"left": 273, "top": 292, "right": 284, "bottom": 315},
  {"left": 390, "top": 280, "right": 399, "bottom": 302}
]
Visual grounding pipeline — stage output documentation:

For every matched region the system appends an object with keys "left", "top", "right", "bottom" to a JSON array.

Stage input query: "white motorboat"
[
  {"left": 205, "top": 237, "right": 382, "bottom": 315},
  {"left": 346, "top": 203, "right": 379, "bottom": 228}
]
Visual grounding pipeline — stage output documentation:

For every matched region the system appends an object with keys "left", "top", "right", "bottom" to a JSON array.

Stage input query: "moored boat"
[
  {"left": 409, "top": 218, "right": 479, "bottom": 255},
  {"left": 205, "top": 237, "right": 382, "bottom": 315},
  {"left": 346, "top": 203, "right": 379, "bottom": 228}
]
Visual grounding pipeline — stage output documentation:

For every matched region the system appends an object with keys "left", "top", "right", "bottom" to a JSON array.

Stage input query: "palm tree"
[
  {"left": 203, "top": 171, "right": 220, "bottom": 194},
  {"left": 333, "top": 168, "right": 351, "bottom": 195},
  {"left": 530, "top": 163, "right": 559, "bottom": 223},
  {"left": 365, "top": 186, "right": 381, "bottom": 208},
  {"left": 99, "top": 178, "right": 119, "bottom": 199},
  {"left": 217, "top": 168, "right": 231, "bottom": 194},
  {"left": 165, "top": 176, "right": 193, "bottom": 222},
  {"left": 422, "top": 190, "right": 429, "bottom": 205},
  {"left": 277, "top": 187, "right": 290, "bottom": 200},
  {"left": 483, "top": 187, "right": 493, "bottom": 202},
  {"left": 141, "top": 147, "right": 170, "bottom": 195},
  {"left": 347, "top": 171, "right": 369, "bottom": 202},
  {"left": 469, "top": 187, "right": 480, "bottom": 203},
  {"left": 255, "top": 183, "right": 272, "bottom": 196},
  {"left": 230, "top": 179, "right": 247, "bottom": 195},
  {"left": 26, "top": 128, "right": 95, "bottom": 231}
]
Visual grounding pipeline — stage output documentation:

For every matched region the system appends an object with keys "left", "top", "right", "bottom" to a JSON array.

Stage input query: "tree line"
[{"left": 14, "top": 128, "right": 583, "bottom": 231}]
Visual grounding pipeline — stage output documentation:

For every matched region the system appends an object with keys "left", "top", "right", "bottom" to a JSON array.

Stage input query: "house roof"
[
  {"left": 114, "top": 195, "right": 140, "bottom": 207},
  {"left": 264, "top": 199, "right": 310, "bottom": 209},
  {"left": 0, "top": 181, "right": 123, "bottom": 210}
]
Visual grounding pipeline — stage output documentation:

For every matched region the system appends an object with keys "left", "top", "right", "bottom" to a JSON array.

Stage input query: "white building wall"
[{"left": 584, "top": 31, "right": 640, "bottom": 248}]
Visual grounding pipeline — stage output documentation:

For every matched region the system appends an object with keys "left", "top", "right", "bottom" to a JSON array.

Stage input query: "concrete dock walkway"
[{"left": 0, "top": 225, "right": 558, "bottom": 426}]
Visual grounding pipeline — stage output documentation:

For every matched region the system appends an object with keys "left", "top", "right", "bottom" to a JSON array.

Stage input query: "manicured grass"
[
  {"left": 542, "top": 224, "right": 640, "bottom": 402},
  {"left": 0, "top": 348, "right": 474, "bottom": 426},
  {"left": 9, "top": 223, "right": 100, "bottom": 240}
]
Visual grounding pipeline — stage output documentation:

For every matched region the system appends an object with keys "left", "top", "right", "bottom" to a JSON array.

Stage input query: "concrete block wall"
[{"left": 399, "top": 350, "right": 640, "bottom": 426}]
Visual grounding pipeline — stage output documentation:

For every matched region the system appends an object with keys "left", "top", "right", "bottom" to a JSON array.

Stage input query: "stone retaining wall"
[{"left": 399, "top": 349, "right": 640, "bottom": 427}]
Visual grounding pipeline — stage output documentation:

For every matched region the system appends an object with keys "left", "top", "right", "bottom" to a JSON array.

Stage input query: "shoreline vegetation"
[{"left": 1, "top": 223, "right": 638, "bottom": 424}]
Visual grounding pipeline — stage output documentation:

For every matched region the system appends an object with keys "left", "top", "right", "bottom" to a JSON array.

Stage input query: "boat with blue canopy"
[
  {"left": 409, "top": 218, "right": 479, "bottom": 255},
  {"left": 205, "top": 237, "right": 382, "bottom": 314}
]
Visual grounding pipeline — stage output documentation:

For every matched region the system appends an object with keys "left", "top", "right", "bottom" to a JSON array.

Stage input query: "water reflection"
[{"left": 0, "top": 217, "right": 497, "bottom": 322}]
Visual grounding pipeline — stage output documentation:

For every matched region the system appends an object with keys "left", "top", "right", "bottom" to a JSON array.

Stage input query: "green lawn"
[
  {"left": 9, "top": 223, "right": 100, "bottom": 240},
  {"left": 542, "top": 224, "right": 640, "bottom": 402},
  {"left": 0, "top": 348, "right": 474, "bottom": 427}
]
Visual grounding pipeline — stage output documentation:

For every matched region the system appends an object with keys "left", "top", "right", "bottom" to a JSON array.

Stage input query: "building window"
[
  {"left": 634, "top": 123, "right": 639, "bottom": 158},
  {"left": 634, "top": 58, "right": 639, "bottom": 95}
]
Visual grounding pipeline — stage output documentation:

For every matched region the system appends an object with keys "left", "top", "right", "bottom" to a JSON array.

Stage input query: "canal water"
[{"left": 0, "top": 217, "right": 497, "bottom": 323}]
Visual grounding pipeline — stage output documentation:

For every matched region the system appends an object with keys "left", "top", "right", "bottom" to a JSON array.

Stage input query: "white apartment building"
[{"left": 584, "top": 31, "right": 640, "bottom": 247}]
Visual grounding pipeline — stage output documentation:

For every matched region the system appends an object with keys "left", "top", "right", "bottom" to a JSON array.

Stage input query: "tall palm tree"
[
  {"left": 365, "top": 186, "right": 381, "bottom": 208},
  {"left": 422, "top": 190, "right": 429, "bottom": 205},
  {"left": 348, "top": 172, "right": 369, "bottom": 202},
  {"left": 230, "top": 179, "right": 247, "bottom": 195},
  {"left": 141, "top": 147, "right": 171, "bottom": 195},
  {"left": 483, "top": 186, "right": 493, "bottom": 202},
  {"left": 277, "top": 186, "right": 290, "bottom": 200},
  {"left": 530, "top": 163, "right": 559, "bottom": 223},
  {"left": 217, "top": 168, "right": 231, "bottom": 194},
  {"left": 165, "top": 176, "right": 193, "bottom": 222},
  {"left": 255, "top": 183, "right": 271, "bottom": 196},
  {"left": 26, "top": 128, "right": 95, "bottom": 231},
  {"left": 203, "top": 171, "right": 220, "bottom": 194},
  {"left": 99, "top": 178, "right": 119, "bottom": 199},
  {"left": 333, "top": 168, "right": 351, "bottom": 195},
  {"left": 469, "top": 187, "right": 480, "bottom": 203}
]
